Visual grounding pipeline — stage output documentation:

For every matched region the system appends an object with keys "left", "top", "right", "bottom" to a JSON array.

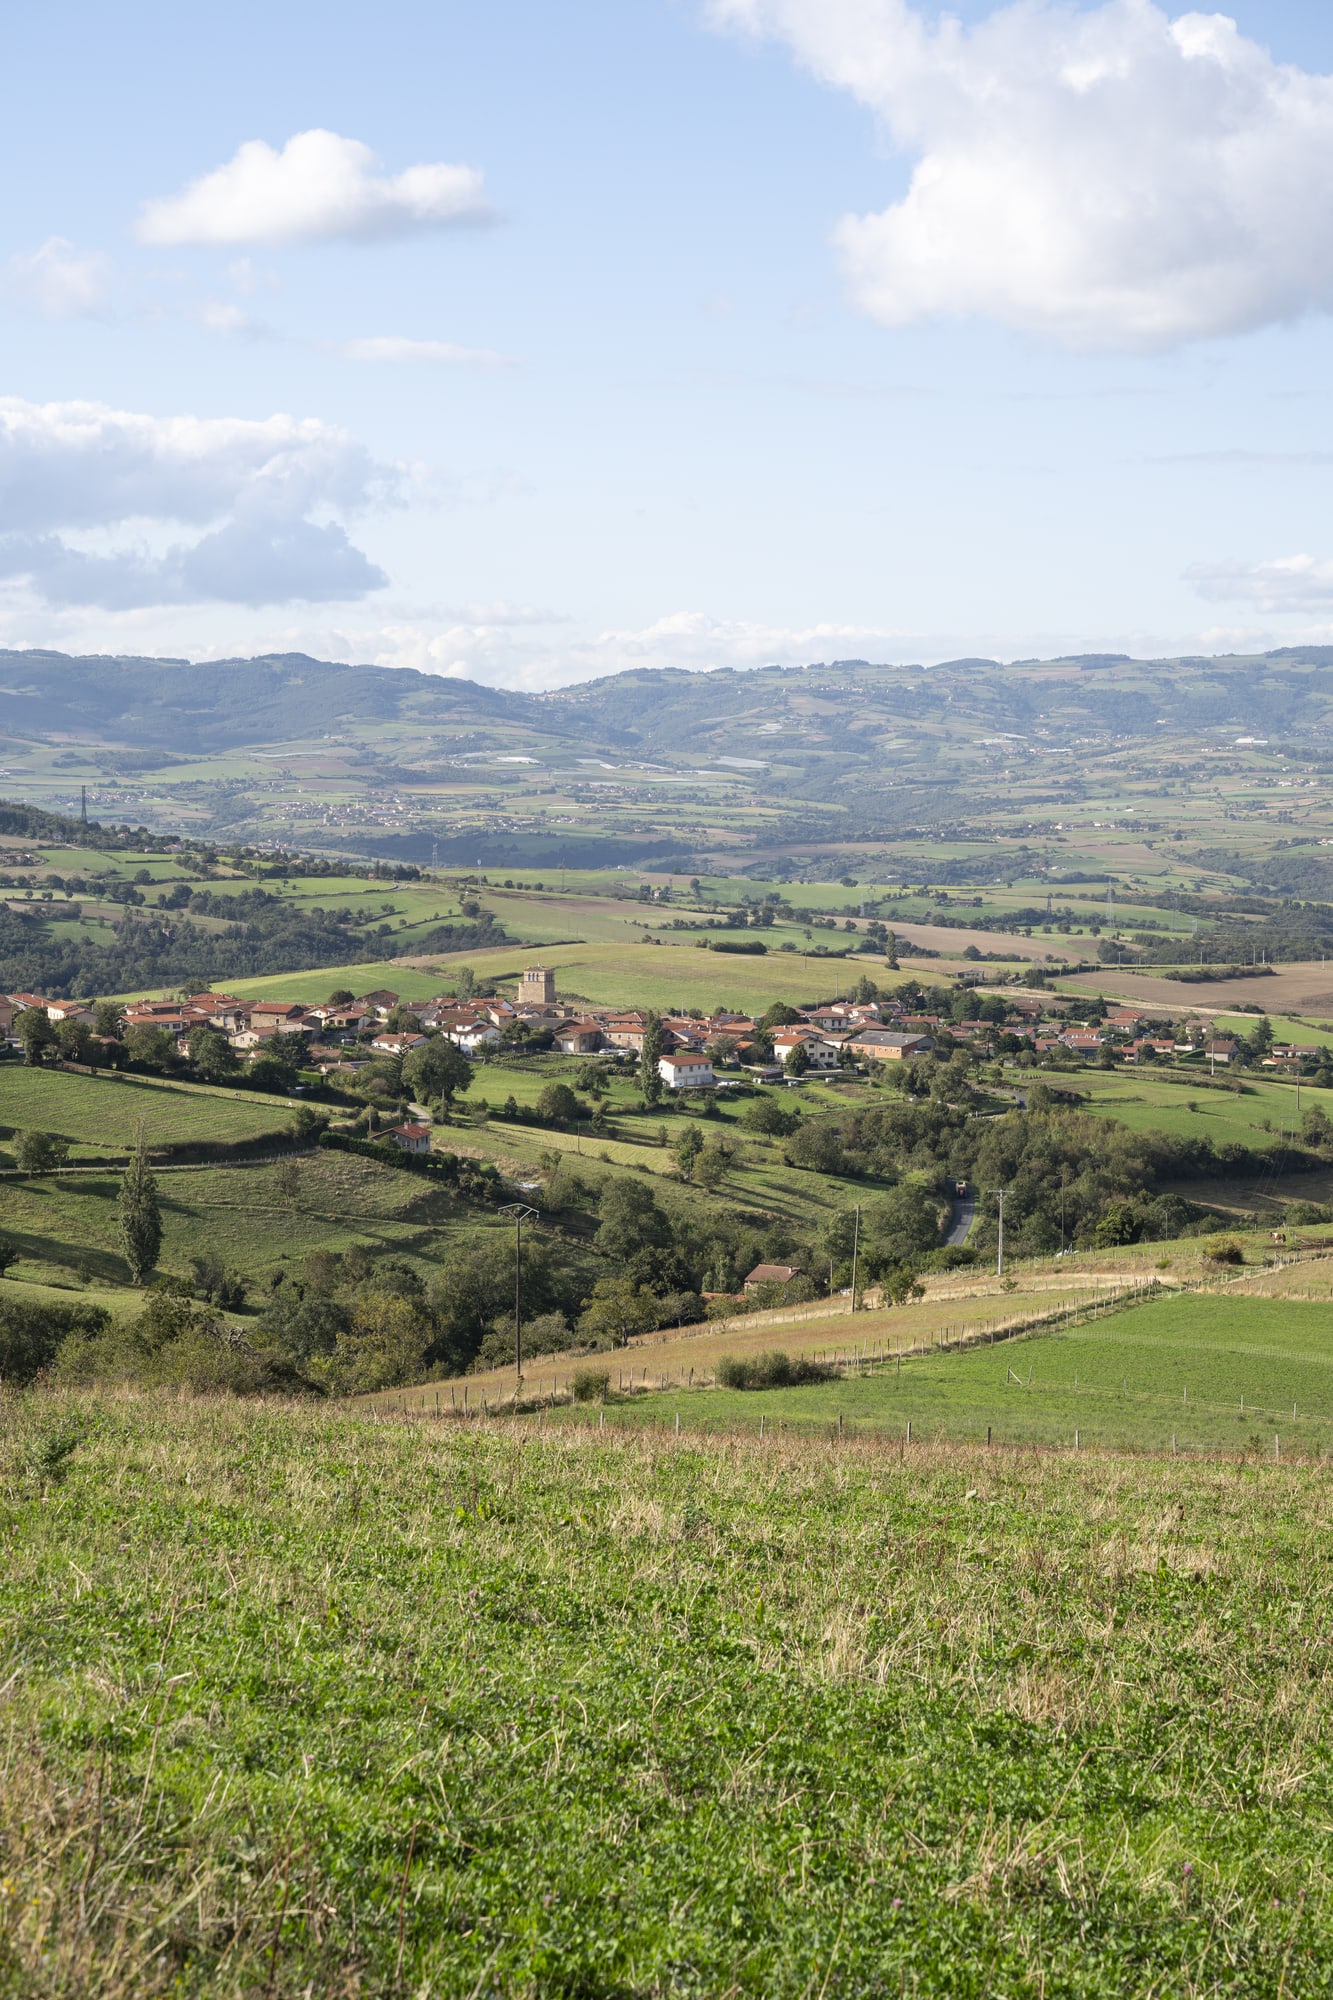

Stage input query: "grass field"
[
  {"left": 6, "top": 1394, "right": 1333, "bottom": 1995},
  {"left": 525, "top": 1293, "right": 1333, "bottom": 1456},
  {"left": 0, "top": 1150, "right": 468, "bottom": 1290},
  {"left": 0, "top": 1067, "right": 296, "bottom": 1162},
  {"left": 223, "top": 939, "right": 904, "bottom": 1015},
  {"left": 1051, "top": 1065, "right": 1325, "bottom": 1148}
]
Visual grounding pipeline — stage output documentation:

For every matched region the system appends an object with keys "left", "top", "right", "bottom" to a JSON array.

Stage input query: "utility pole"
[
  {"left": 1060, "top": 1170, "right": 1068, "bottom": 1255},
  {"left": 499, "top": 1202, "right": 539, "bottom": 1386},
  {"left": 989, "top": 1189, "right": 1009, "bottom": 1277},
  {"left": 849, "top": 1203, "right": 861, "bottom": 1315}
]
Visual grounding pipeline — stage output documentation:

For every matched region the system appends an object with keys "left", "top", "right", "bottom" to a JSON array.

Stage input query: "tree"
[
  {"left": 784, "top": 1041, "right": 812, "bottom": 1077},
  {"left": 14, "top": 1008, "right": 56, "bottom": 1066},
  {"left": 316, "top": 1294, "right": 430, "bottom": 1395},
  {"left": 55, "top": 1020, "right": 96, "bottom": 1065},
  {"left": 92, "top": 1000, "right": 125, "bottom": 1039},
  {"left": 0, "top": 1235, "right": 20, "bottom": 1278},
  {"left": 188, "top": 1025, "right": 237, "bottom": 1081},
  {"left": 538, "top": 1082, "right": 581, "bottom": 1127},
  {"left": 117, "top": 1135, "right": 163, "bottom": 1284},
  {"left": 402, "top": 1034, "right": 473, "bottom": 1110},
  {"left": 15, "top": 1131, "right": 67, "bottom": 1173},
  {"left": 759, "top": 1002, "right": 803, "bottom": 1031},
  {"left": 576, "top": 1277, "right": 660, "bottom": 1348},
  {"left": 694, "top": 1139, "right": 738, "bottom": 1190},
  {"left": 673, "top": 1124, "right": 704, "bottom": 1180},
  {"left": 639, "top": 1014, "right": 666, "bottom": 1105},
  {"left": 328, "top": 988, "right": 355, "bottom": 1007},
  {"left": 123, "top": 1024, "right": 179, "bottom": 1072},
  {"left": 455, "top": 965, "right": 477, "bottom": 1002},
  {"left": 595, "top": 1179, "right": 672, "bottom": 1261}
]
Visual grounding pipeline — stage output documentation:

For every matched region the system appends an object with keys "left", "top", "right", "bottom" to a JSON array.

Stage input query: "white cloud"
[
  {"left": 335, "top": 336, "right": 506, "bottom": 366},
  {"left": 709, "top": 0, "right": 1333, "bottom": 350},
  {"left": 0, "top": 397, "right": 392, "bottom": 608},
  {"left": 1187, "top": 554, "right": 1333, "bottom": 611},
  {"left": 193, "top": 300, "right": 276, "bottom": 340},
  {"left": 3, "top": 237, "right": 111, "bottom": 318},
  {"left": 137, "top": 129, "right": 493, "bottom": 248}
]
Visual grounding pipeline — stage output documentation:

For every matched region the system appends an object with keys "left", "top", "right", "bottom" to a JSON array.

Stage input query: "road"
[{"left": 946, "top": 1190, "right": 976, "bottom": 1247}]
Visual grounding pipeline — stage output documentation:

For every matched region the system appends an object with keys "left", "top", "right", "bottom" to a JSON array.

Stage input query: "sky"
[{"left": 5, "top": 0, "right": 1333, "bottom": 688}]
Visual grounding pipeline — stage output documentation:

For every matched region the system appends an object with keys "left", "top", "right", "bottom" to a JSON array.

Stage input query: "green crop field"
[
  {"left": 580, "top": 1294, "right": 1333, "bottom": 1455},
  {"left": 5, "top": 1395, "right": 1333, "bottom": 1995},
  {"left": 0, "top": 1068, "right": 296, "bottom": 1162}
]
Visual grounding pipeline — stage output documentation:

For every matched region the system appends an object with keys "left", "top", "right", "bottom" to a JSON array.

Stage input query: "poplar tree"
[
  {"left": 117, "top": 1130, "right": 162, "bottom": 1284},
  {"left": 639, "top": 1013, "right": 665, "bottom": 1106}
]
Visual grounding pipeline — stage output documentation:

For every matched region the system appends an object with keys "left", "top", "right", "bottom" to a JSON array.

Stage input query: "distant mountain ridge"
[{"left": 7, "top": 644, "right": 1333, "bottom": 763}]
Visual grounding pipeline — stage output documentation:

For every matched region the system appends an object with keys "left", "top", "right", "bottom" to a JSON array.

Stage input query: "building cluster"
[{"left": 2, "top": 967, "right": 1320, "bottom": 1084}]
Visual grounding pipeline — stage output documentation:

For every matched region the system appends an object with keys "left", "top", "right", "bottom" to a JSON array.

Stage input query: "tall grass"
[{"left": 3, "top": 1391, "right": 1332, "bottom": 1994}]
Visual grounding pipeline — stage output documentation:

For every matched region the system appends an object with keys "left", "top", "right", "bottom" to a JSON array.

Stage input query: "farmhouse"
[
  {"left": 744, "top": 1263, "right": 802, "bottom": 1293},
  {"left": 553, "top": 1018, "right": 604, "bottom": 1055},
  {"left": 658, "top": 1050, "right": 715, "bottom": 1091},
  {"left": 249, "top": 1002, "right": 309, "bottom": 1034},
  {"left": 370, "top": 1031, "right": 428, "bottom": 1055},
  {"left": 387, "top": 1121, "right": 432, "bottom": 1156}
]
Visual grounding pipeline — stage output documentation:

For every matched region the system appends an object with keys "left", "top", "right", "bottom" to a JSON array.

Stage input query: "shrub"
[
  {"left": 1204, "top": 1239, "right": 1245, "bottom": 1266},
  {"left": 715, "top": 1350, "right": 830, "bottom": 1390},
  {"left": 0, "top": 1298, "right": 109, "bottom": 1386},
  {"left": 15, "top": 1130, "right": 68, "bottom": 1173},
  {"left": 571, "top": 1365, "right": 610, "bottom": 1403}
]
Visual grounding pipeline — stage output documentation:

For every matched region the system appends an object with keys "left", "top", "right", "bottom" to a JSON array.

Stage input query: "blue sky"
[{"left": 4, "top": 0, "right": 1333, "bottom": 686}]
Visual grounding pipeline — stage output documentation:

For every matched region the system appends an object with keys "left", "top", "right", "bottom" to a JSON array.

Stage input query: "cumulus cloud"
[
  {"left": 3, "top": 237, "right": 111, "bottom": 318},
  {"left": 335, "top": 335, "right": 506, "bottom": 366},
  {"left": 1187, "top": 554, "right": 1333, "bottom": 611},
  {"left": 137, "top": 129, "right": 493, "bottom": 247},
  {"left": 0, "top": 398, "right": 391, "bottom": 608},
  {"left": 709, "top": 0, "right": 1333, "bottom": 349}
]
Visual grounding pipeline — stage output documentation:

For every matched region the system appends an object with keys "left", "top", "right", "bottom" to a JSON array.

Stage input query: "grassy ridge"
[{"left": 3, "top": 1396, "right": 1332, "bottom": 1996}]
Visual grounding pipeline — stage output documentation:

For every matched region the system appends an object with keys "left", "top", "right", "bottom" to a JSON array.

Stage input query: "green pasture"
[
  {"left": 463, "top": 1098, "right": 875, "bottom": 1232},
  {"left": 6, "top": 1398, "right": 1333, "bottom": 1992},
  {"left": 0, "top": 1067, "right": 295, "bottom": 1161},
  {"left": 1061, "top": 1066, "right": 1326, "bottom": 1148},
  {"left": 588, "top": 1294, "right": 1333, "bottom": 1454},
  {"left": 1213, "top": 1011, "right": 1333, "bottom": 1046},
  {"left": 0, "top": 1149, "right": 461, "bottom": 1289}
]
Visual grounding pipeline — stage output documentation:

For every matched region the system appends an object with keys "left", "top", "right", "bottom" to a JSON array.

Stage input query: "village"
[{"left": 1, "top": 962, "right": 1322, "bottom": 1113}]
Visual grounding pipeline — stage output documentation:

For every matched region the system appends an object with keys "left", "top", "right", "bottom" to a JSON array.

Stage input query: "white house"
[
  {"left": 658, "top": 1051, "right": 715, "bottom": 1091},
  {"left": 442, "top": 1017, "right": 502, "bottom": 1054},
  {"left": 770, "top": 1028, "right": 841, "bottom": 1071},
  {"left": 371, "top": 1031, "right": 428, "bottom": 1056}
]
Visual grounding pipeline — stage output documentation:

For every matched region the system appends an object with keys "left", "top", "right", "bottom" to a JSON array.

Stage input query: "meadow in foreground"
[{"left": 3, "top": 1393, "right": 1333, "bottom": 1996}]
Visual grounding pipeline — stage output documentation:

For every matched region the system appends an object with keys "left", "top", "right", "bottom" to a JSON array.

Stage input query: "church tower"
[{"left": 519, "top": 963, "right": 557, "bottom": 1008}]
